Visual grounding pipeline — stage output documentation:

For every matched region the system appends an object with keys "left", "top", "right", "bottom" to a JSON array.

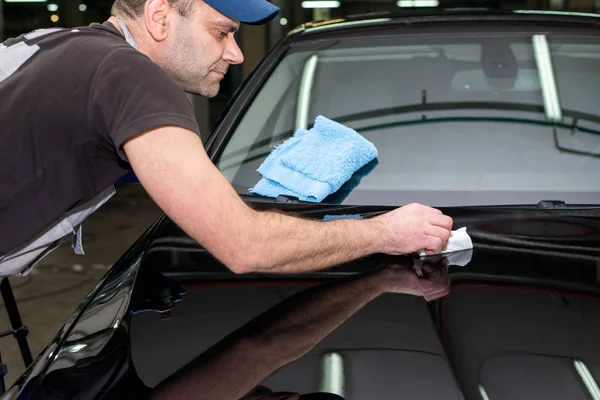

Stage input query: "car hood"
[{"left": 5, "top": 204, "right": 600, "bottom": 399}]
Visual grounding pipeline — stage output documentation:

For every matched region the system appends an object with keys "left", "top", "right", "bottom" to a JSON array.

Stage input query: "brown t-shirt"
[{"left": 0, "top": 22, "right": 200, "bottom": 254}]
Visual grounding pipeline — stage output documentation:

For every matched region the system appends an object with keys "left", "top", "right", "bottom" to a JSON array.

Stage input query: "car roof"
[{"left": 287, "top": 9, "right": 600, "bottom": 38}]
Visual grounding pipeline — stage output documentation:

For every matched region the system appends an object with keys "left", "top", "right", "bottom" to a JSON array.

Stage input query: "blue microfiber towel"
[
  {"left": 250, "top": 116, "right": 378, "bottom": 202},
  {"left": 323, "top": 158, "right": 379, "bottom": 204}
]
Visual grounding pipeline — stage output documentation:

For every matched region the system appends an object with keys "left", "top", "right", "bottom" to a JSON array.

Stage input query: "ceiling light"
[
  {"left": 4, "top": 0, "right": 47, "bottom": 3},
  {"left": 50, "top": 14, "right": 59, "bottom": 22},
  {"left": 478, "top": 385, "right": 491, "bottom": 400},
  {"left": 533, "top": 34, "right": 562, "bottom": 122},
  {"left": 46, "top": 3, "right": 58, "bottom": 11},
  {"left": 574, "top": 359, "right": 600, "bottom": 400},
  {"left": 301, "top": 1, "right": 340, "bottom": 8},
  {"left": 280, "top": 17, "right": 288, "bottom": 26},
  {"left": 78, "top": 3, "right": 86, "bottom": 11},
  {"left": 319, "top": 352, "right": 345, "bottom": 397},
  {"left": 68, "top": 344, "right": 87, "bottom": 353},
  {"left": 397, "top": 0, "right": 439, "bottom": 6},
  {"left": 295, "top": 55, "right": 319, "bottom": 130}
]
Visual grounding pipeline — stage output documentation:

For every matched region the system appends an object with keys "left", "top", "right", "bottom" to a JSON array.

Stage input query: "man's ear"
[{"left": 144, "top": 0, "right": 171, "bottom": 41}]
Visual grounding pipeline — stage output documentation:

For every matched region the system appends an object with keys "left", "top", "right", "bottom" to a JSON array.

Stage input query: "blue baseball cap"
[{"left": 204, "top": 0, "right": 280, "bottom": 25}]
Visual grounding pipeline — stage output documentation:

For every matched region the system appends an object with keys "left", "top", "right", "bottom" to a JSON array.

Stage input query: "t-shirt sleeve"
[{"left": 89, "top": 47, "right": 200, "bottom": 162}]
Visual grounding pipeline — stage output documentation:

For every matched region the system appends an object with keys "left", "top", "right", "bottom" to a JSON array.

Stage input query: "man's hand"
[
  {"left": 375, "top": 257, "right": 450, "bottom": 301},
  {"left": 372, "top": 203, "right": 453, "bottom": 256}
]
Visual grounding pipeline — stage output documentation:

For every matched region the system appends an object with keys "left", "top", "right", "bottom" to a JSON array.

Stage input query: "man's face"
[{"left": 161, "top": 2, "right": 244, "bottom": 97}]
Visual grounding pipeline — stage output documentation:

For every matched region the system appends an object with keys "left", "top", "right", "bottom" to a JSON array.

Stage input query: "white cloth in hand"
[{"left": 418, "top": 227, "right": 473, "bottom": 258}]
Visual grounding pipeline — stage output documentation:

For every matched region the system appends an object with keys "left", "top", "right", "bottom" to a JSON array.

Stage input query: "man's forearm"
[
  {"left": 124, "top": 127, "right": 451, "bottom": 276},
  {"left": 240, "top": 269, "right": 385, "bottom": 358},
  {"left": 237, "top": 210, "right": 383, "bottom": 274}
]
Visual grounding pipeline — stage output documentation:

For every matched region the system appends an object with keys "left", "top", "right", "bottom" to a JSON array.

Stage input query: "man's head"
[{"left": 110, "top": 0, "right": 279, "bottom": 97}]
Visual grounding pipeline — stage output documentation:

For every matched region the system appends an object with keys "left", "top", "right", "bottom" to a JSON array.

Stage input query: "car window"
[{"left": 217, "top": 33, "right": 600, "bottom": 206}]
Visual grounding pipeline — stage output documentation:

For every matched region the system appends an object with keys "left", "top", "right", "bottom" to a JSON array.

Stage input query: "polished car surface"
[{"left": 3, "top": 10, "right": 600, "bottom": 400}]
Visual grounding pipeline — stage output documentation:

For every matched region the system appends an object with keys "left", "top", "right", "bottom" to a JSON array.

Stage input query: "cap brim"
[{"left": 204, "top": 0, "right": 280, "bottom": 26}]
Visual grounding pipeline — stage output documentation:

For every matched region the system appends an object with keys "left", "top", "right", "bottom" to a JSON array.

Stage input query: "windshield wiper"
[
  {"left": 218, "top": 101, "right": 600, "bottom": 170},
  {"left": 240, "top": 193, "right": 315, "bottom": 205},
  {"left": 536, "top": 200, "right": 567, "bottom": 209}
]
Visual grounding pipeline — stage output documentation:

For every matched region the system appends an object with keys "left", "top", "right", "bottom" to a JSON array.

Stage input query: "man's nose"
[{"left": 223, "top": 36, "right": 244, "bottom": 65}]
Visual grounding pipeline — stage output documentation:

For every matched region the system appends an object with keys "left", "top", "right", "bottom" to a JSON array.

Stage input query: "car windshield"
[{"left": 216, "top": 31, "right": 600, "bottom": 207}]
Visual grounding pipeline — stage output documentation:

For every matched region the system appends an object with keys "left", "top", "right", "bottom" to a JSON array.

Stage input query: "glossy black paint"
[
  {"left": 4, "top": 10, "right": 600, "bottom": 400},
  {"left": 5, "top": 200, "right": 598, "bottom": 399}
]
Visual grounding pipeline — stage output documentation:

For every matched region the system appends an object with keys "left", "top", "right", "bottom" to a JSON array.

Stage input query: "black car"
[{"left": 3, "top": 9, "right": 600, "bottom": 399}]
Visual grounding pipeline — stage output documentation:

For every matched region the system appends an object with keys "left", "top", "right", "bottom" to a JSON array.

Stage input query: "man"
[{"left": 0, "top": 0, "right": 453, "bottom": 277}]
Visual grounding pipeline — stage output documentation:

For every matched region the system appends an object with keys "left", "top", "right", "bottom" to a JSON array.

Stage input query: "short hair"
[{"left": 111, "top": 0, "right": 198, "bottom": 19}]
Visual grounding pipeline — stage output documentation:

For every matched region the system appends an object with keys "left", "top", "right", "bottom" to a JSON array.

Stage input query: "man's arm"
[
  {"left": 124, "top": 127, "right": 453, "bottom": 274},
  {"left": 151, "top": 259, "right": 449, "bottom": 400}
]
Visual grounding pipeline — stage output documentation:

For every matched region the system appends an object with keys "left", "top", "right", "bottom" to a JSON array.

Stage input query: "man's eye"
[{"left": 219, "top": 31, "right": 229, "bottom": 39}]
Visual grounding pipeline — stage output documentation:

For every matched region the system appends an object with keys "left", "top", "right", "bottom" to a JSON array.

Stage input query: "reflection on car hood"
[{"left": 6, "top": 203, "right": 600, "bottom": 400}]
